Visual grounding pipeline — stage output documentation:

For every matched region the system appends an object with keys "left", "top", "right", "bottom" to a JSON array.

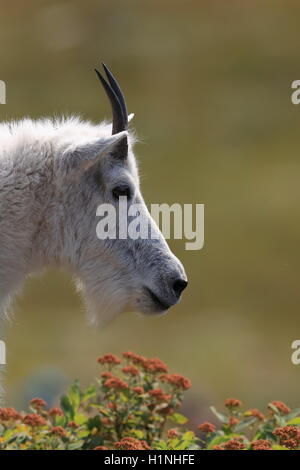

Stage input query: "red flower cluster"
[
  {"left": 214, "top": 439, "right": 245, "bottom": 450},
  {"left": 104, "top": 377, "right": 129, "bottom": 390},
  {"left": 273, "top": 426, "right": 300, "bottom": 449},
  {"left": 98, "top": 354, "right": 121, "bottom": 365},
  {"left": 198, "top": 422, "right": 216, "bottom": 434},
  {"left": 160, "top": 373, "right": 191, "bottom": 390},
  {"left": 107, "top": 402, "right": 117, "bottom": 410},
  {"left": 94, "top": 446, "right": 109, "bottom": 450},
  {"left": 223, "top": 439, "right": 245, "bottom": 450},
  {"left": 143, "top": 358, "right": 168, "bottom": 374},
  {"left": 251, "top": 439, "right": 272, "bottom": 450},
  {"left": 247, "top": 408, "right": 265, "bottom": 421},
  {"left": 0, "top": 407, "right": 22, "bottom": 421},
  {"left": 132, "top": 386, "right": 144, "bottom": 395},
  {"left": 48, "top": 407, "right": 64, "bottom": 417},
  {"left": 224, "top": 398, "right": 242, "bottom": 408},
  {"left": 101, "top": 371, "right": 113, "bottom": 379},
  {"left": 167, "top": 428, "right": 179, "bottom": 438},
  {"left": 51, "top": 426, "right": 67, "bottom": 437},
  {"left": 269, "top": 401, "right": 291, "bottom": 415},
  {"left": 122, "top": 351, "right": 146, "bottom": 365},
  {"left": 30, "top": 398, "right": 47, "bottom": 409},
  {"left": 157, "top": 406, "right": 174, "bottom": 416},
  {"left": 68, "top": 421, "right": 78, "bottom": 428},
  {"left": 149, "top": 388, "right": 171, "bottom": 402},
  {"left": 122, "top": 365, "right": 139, "bottom": 376},
  {"left": 228, "top": 416, "right": 240, "bottom": 427},
  {"left": 23, "top": 413, "right": 46, "bottom": 427},
  {"left": 101, "top": 417, "right": 111, "bottom": 425},
  {"left": 115, "top": 437, "right": 151, "bottom": 450}
]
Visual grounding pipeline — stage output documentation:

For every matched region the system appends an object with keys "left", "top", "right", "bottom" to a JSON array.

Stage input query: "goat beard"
[{"left": 75, "top": 277, "right": 131, "bottom": 327}]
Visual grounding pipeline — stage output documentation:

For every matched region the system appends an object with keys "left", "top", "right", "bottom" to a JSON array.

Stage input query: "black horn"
[
  {"left": 94, "top": 63, "right": 128, "bottom": 135},
  {"left": 102, "top": 62, "right": 128, "bottom": 130}
]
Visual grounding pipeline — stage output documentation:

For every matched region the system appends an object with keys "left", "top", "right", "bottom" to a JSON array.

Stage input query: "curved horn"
[
  {"left": 94, "top": 66, "right": 127, "bottom": 135},
  {"left": 102, "top": 62, "right": 128, "bottom": 130}
]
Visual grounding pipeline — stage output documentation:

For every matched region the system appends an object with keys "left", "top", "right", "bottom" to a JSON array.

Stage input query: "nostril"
[{"left": 172, "top": 279, "right": 188, "bottom": 297}]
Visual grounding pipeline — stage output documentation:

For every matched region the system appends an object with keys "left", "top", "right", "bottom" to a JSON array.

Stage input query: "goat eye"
[{"left": 112, "top": 185, "right": 131, "bottom": 200}]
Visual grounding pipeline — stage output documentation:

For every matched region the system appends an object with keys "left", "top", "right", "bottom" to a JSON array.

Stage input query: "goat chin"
[{"left": 75, "top": 278, "right": 129, "bottom": 328}]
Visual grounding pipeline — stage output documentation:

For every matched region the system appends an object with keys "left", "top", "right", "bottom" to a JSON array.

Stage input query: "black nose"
[{"left": 172, "top": 279, "right": 188, "bottom": 298}]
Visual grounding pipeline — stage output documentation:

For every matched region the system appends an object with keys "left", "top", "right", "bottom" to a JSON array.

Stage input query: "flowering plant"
[{"left": 0, "top": 352, "right": 299, "bottom": 450}]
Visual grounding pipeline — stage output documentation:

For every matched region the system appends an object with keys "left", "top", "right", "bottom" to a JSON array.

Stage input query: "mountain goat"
[{"left": 0, "top": 63, "right": 187, "bottom": 326}]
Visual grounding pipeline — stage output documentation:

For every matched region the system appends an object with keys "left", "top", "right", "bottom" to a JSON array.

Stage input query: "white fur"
[{"left": 0, "top": 116, "right": 186, "bottom": 326}]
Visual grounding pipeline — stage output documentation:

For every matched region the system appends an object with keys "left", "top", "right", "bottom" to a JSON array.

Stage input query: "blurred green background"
[{"left": 1, "top": 0, "right": 300, "bottom": 423}]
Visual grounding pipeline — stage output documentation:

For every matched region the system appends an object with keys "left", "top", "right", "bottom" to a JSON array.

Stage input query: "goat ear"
[{"left": 63, "top": 131, "right": 128, "bottom": 173}]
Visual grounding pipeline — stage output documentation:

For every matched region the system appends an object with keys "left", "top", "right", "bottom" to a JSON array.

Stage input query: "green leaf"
[
  {"left": 287, "top": 417, "right": 300, "bottom": 425},
  {"left": 173, "top": 432, "right": 197, "bottom": 450},
  {"left": 268, "top": 403, "right": 281, "bottom": 415},
  {"left": 74, "top": 412, "right": 87, "bottom": 426},
  {"left": 90, "top": 404, "right": 110, "bottom": 415},
  {"left": 60, "top": 394, "right": 74, "bottom": 420},
  {"left": 168, "top": 438, "right": 180, "bottom": 449},
  {"left": 234, "top": 417, "right": 257, "bottom": 432},
  {"left": 82, "top": 385, "right": 97, "bottom": 403},
  {"left": 54, "top": 414, "right": 67, "bottom": 427},
  {"left": 187, "top": 443, "right": 201, "bottom": 450},
  {"left": 67, "top": 440, "right": 85, "bottom": 450},
  {"left": 182, "top": 431, "right": 195, "bottom": 441},
  {"left": 87, "top": 415, "right": 102, "bottom": 431},
  {"left": 68, "top": 380, "right": 81, "bottom": 411},
  {"left": 210, "top": 406, "right": 229, "bottom": 424},
  {"left": 169, "top": 412, "right": 188, "bottom": 424},
  {"left": 207, "top": 434, "right": 239, "bottom": 450},
  {"left": 254, "top": 428, "right": 277, "bottom": 442},
  {"left": 77, "top": 429, "right": 90, "bottom": 439},
  {"left": 154, "top": 440, "right": 169, "bottom": 450},
  {"left": 15, "top": 433, "right": 31, "bottom": 444},
  {"left": 286, "top": 409, "right": 300, "bottom": 422},
  {"left": 130, "top": 429, "right": 145, "bottom": 439},
  {"left": 175, "top": 440, "right": 192, "bottom": 450}
]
